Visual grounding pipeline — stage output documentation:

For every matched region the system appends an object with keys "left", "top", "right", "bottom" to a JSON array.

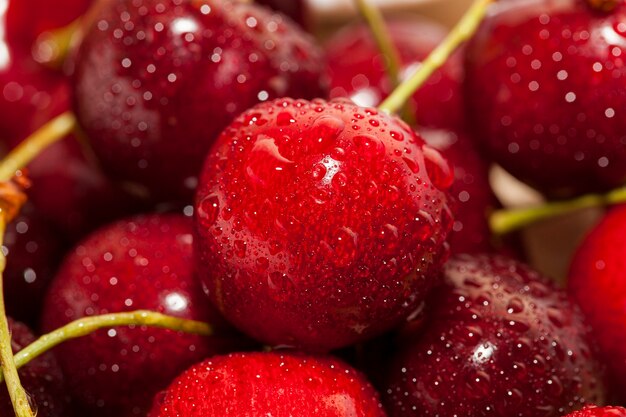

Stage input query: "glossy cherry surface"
[
  {"left": 326, "top": 18, "right": 464, "bottom": 130},
  {"left": 384, "top": 254, "right": 606, "bottom": 417},
  {"left": 42, "top": 214, "right": 241, "bottom": 416},
  {"left": 72, "top": 0, "right": 327, "bottom": 202},
  {"left": 195, "top": 97, "right": 453, "bottom": 351},
  {"left": 465, "top": 0, "right": 626, "bottom": 197},
  {"left": 568, "top": 204, "right": 626, "bottom": 401},
  {"left": 563, "top": 406, "right": 626, "bottom": 417},
  {"left": 1, "top": 318, "right": 67, "bottom": 417},
  {"left": 148, "top": 351, "right": 387, "bottom": 417}
]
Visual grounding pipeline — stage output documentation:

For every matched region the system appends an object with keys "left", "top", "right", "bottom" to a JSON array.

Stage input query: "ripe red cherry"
[
  {"left": 257, "top": 0, "right": 307, "bottom": 27},
  {"left": 42, "top": 214, "right": 243, "bottom": 416},
  {"left": 1, "top": 318, "right": 67, "bottom": 417},
  {"left": 563, "top": 406, "right": 626, "bottom": 417},
  {"left": 72, "top": 0, "right": 327, "bottom": 202},
  {"left": 568, "top": 204, "right": 626, "bottom": 401},
  {"left": 465, "top": 0, "right": 626, "bottom": 198},
  {"left": 383, "top": 254, "right": 606, "bottom": 417},
  {"left": 195, "top": 97, "right": 453, "bottom": 351},
  {"left": 4, "top": 205, "right": 65, "bottom": 326},
  {"left": 420, "top": 128, "right": 499, "bottom": 254},
  {"left": 326, "top": 17, "right": 464, "bottom": 130},
  {"left": 148, "top": 351, "right": 387, "bottom": 417}
]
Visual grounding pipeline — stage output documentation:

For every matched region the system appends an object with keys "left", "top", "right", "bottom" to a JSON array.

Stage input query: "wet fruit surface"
[
  {"left": 72, "top": 0, "right": 327, "bottom": 202},
  {"left": 326, "top": 18, "right": 464, "bottom": 130},
  {"left": 1, "top": 318, "right": 67, "bottom": 417},
  {"left": 42, "top": 214, "right": 241, "bottom": 416},
  {"left": 563, "top": 406, "right": 626, "bottom": 417},
  {"left": 384, "top": 254, "right": 606, "bottom": 417},
  {"left": 465, "top": 0, "right": 626, "bottom": 197},
  {"left": 148, "top": 351, "right": 387, "bottom": 417},
  {"left": 195, "top": 98, "right": 453, "bottom": 351},
  {"left": 568, "top": 204, "right": 626, "bottom": 402}
]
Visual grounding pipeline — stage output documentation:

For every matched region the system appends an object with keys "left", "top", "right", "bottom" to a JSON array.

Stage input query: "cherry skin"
[
  {"left": 568, "top": 204, "right": 626, "bottom": 402},
  {"left": 257, "top": 0, "right": 307, "bottom": 27},
  {"left": 1, "top": 318, "right": 67, "bottom": 417},
  {"left": 72, "top": 0, "right": 327, "bottom": 203},
  {"left": 3, "top": 204, "right": 65, "bottom": 326},
  {"left": 420, "top": 128, "right": 499, "bottom": 254},
  {"left": 41, "top": 214, "right": 244, "bottom": 416},
  {"left": 326, "top": 17, "right": 464, "bottom": 130},
  {"left": 195, "top": 97, "right": 453, "bottom": 351},
  {"left": 383, "top": 254, "right": 606, "bottom": 417},
  {"left": 562, "top": 406, "right": 626, "bottom": 417},
  {"left": 465, "top": 0, "right": 626, "bottom": 198},
  {"left": 148, "top": 351, "right": 387, "bottom": 417}
]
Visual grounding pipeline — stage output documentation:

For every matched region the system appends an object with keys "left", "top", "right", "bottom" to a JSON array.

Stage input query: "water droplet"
[
  {"left": 276, "top": 111, "right": 295, "bottom": 126},
  {"left": 197, "top": 195, "right": 220, "bottom": 225},
  {"left": 506, "top": 297, "right": 525, "bottom": 314},
  {"left": 245, "top": 135, "right": 294, "bottom": 187},
  {"left": 390, "top": 130, "right": 404, "bottom": 141},
  {"left": 423, "top": 146, "right": 454, "bottom": 190},
  {"left": 354, "top": 134, "right": 385, "bottom": 160},
  {"left": 309, "top": 115, "right": 345, "bottom": 151},
  {"left": 332, "top": 227, "right": 358, "bottom": 267}
]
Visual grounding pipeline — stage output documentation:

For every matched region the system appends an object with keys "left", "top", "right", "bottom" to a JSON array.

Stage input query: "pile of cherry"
[{"left": 2, "top": 0, "right": 626, "bottom": 416}]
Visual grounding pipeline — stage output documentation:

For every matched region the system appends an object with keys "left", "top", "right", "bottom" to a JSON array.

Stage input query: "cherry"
[
  {"left": 326, "top": 17, "right": 464, "bottom": 130},
  {"left": 148, "top": 351, "right": 386, "bottom": 417},
  {"left": 3, "top": 204, "right": 65, "bottom": 326},
  {"left": 383, "top": 254, "right": 606, "bottom": 417},
  {"left": 420, "top": 128, "right": 499, "bottom": 254},
  {"left": 1, "top": 318, "right": 67, "bottom": 417},
  {"left": 195, "top": 97, "right": 453, "bottom": 351},
  {"left": 72, "top": 0, "right": 328, "bottom": 203},
  {"left": 562, "top": 406, "right": 626, "bottom": 417},
  {"left": 257, "top": 0, "right": 307, "bottom": 27},
  {"left": 465, "top": 0, "right": 626, "bottom": 198},
  {"left": 41, "top": 214, "right": 244, "bottom": 416},
  {"left": 568, "top": 203, "right": 626, "bottom": 401},
  {"left": 5, "top": 0, "right": 93, "bottom": 51}
]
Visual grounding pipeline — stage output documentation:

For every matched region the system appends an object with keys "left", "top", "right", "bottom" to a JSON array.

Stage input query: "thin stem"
[
  {"left": 0, "top": 215, "right": 35, "bottom": 417},
  {"left": 0, "top": 112, "right": 77, "bottom": 182},
  {"left": 489, "top": 188, "right": 626, "bottom": 235},
  {"left": 379, "top": 0, "right": 494, "bottom": 114},
  {"left": 0, "top": 311, "right": 213, "bottom": 384},
  {"left": 33, "top": 19, "right": 82, "bottom": 68}
]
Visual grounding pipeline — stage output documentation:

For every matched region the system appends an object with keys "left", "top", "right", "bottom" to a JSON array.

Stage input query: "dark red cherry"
[
  {"left": 326, "top": 17, "right": 464, "bottom": 130},
  {"left": 4, "top": 204, "right": 65, "bottom": 326},
  {"left": 41, "top": 214, "right": 244, "bottom": 416},
  {"left": 257, "top": 0, "right": 307, "bottom": 27},
  {"left": 465, "top": 0, "right": 626, "bottom": 198},
  {"left": 195, "top": 98, "right": 453, "bottom": 351},
  {"left": 562, "top": 406, "right": 626, "bottom": 417},
  {"left": 148, "top": 351, "right": 387, "bottom": 417},
  {"left": 383, "top": 254, "right": 606, "bottom": 417},
  {"left": 568, "top": 204, "right": 626, "bottom": 402},
  {"left": 420, "top": 128, "right": 499, "bottom": 254},
  {"left": 5, "top": 0, "right": 93, "bottom": 50},
  {"left": 1, "top": 318, "right": 67, "bottom": 417},
  {"left": 72, "top": 0, "right": 328, "bottom": 203}
]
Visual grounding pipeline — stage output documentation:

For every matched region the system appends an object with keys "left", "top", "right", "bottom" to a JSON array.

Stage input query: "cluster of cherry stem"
[{"left": 6, "top": 0, "right": 620, "bottom": 415}]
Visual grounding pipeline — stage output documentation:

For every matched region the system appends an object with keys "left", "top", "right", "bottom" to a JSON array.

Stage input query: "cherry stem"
[
  {"left": 490, "top": 187, "right": 626, "bottom": 235},
  {"left": 378, "top": 0, "right": 494, "bottom": 114},
  {"left": 0, "top": 112, "right": 76, "bottom": 182},
  {"left": 0, "top": 215, "right": 35, "bottom": 417},
  {"left": 0, "top": 311, "right": 213, "bottom": 385},
  {"left": 33, "top": 19, "right": 81, "bottom": 68}
]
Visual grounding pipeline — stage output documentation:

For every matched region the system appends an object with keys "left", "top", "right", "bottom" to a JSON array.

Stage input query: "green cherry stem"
[
  {"left": 0, "top": 112, "right": 77, "bottom": 182},
  {"left": 0, "top": 311, "right": 213, "bottom": 385},
  {"left": 0, "top": 215, "right": 35, "bottom": 417},
  {"left": 378, "top": 0, "right": 494, "bottom": 114},
  {"left": 490, "top": 187, "right": 626, "bottom": 235}
]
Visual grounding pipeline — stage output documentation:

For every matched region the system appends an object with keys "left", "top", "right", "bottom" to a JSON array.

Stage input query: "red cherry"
[
  {"left": 41, "top": 214, "right": 244, "bottom": 416},
  {"left": 195, "top": 97, "right": 453, "bottom": 351},
  {"left": 420, "top": 128, "right": 499, "bottom": 254},
  {"left": 465, "top": 0, "right": 626, "bottom": 198},
  {"left": 568, "top": 204, "right": 626, "bottom": 401},
  {"left": 148, "top": 351, "right": 386, "bottom": 417},
  {"left": 72, "top": 0, "right": 328, "bottom": 202},
  {"left": 562, "top": 406, "right": 626, "bottom": 417},
  {"left": 257, "top": 0, "right": 307, "bottom": 27},
  {"left": 1, "top": 318, "right": 67, "bottom": 417},
  {"left": 326, "top": 17, "right": 464, "bottom": 130},
  {"left": 383, "top": 254, "right": 606, "bottom": 417},
  {"left": 4, "top": 204, "right": 65, "bottom": 326}
]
